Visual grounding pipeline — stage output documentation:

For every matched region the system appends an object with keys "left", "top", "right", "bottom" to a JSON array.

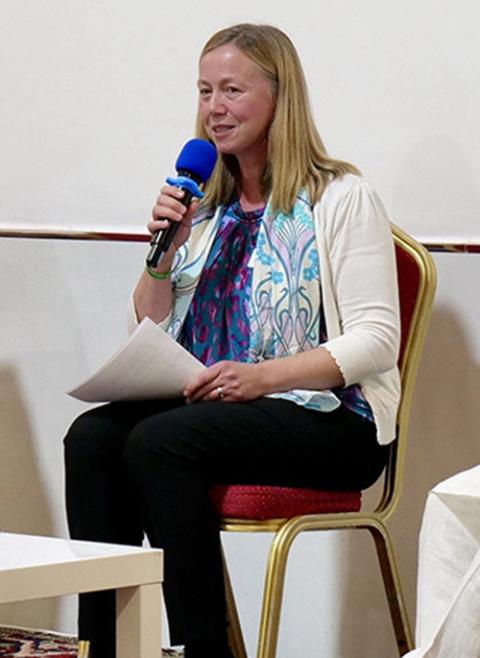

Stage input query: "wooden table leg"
[{"left": 116, "top": 583, "right": 162, "bottom": 658}]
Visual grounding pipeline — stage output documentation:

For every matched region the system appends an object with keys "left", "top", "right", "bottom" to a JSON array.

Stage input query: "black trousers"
[{"left": 63, "top": 397, "right": 387, "bottom": 658}]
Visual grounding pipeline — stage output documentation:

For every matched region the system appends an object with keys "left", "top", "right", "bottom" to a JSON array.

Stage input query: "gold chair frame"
[{"left": 220, "top": 224, "right": 437, "bottom": 658}]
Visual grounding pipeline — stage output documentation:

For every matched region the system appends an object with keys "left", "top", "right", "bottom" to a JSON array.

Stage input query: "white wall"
[
  {"left": 1, "top": 1, "right": 479, "bottom": 656},
  {"left": 1, "top": 0, "right": 480, "bottom": 240}
]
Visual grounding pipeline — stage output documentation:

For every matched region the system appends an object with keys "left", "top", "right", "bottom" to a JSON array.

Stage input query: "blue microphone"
[{"left": 146, "top": 139, "right": 217, "bottom": 268}]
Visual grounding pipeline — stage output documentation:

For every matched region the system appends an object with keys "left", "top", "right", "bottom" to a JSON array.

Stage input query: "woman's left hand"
[{"left": 184, "top": 361, "right": 265, "bottom": 403}]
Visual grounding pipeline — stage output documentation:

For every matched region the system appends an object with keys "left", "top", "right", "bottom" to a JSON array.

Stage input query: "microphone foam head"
[{"left": 175, "top": 139, "right": 218, "bottom": 182}]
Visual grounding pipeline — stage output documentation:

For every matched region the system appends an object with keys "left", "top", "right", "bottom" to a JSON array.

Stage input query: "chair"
[{"left": 210, "top": 224, "right": 437, "bottom": 658}]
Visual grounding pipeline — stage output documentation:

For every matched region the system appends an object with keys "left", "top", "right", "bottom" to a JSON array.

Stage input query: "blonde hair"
[{"left": 196, "top": 23, "right": 360, "bottom": 213}]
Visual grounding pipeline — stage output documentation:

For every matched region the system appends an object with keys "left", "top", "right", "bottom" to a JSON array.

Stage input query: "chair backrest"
[{"left": 375, "top": 224, "right": 437, "bottom": 517}]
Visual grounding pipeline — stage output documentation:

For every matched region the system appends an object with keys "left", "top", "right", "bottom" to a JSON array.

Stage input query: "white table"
[
  {"left": 0, "top": 532, "right": 163, "bottom": 658},
  {"left": 404, "top": 465, "right": 480, "bottom": 658}
]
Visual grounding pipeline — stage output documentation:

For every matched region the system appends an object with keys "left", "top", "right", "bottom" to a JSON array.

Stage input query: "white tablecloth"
[{"left": 405, "top": 465, "right": 480, "bottom": 658}]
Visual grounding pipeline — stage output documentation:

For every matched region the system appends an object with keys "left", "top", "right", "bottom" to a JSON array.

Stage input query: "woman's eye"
[
  {"left": 199, "top": 88, "right": 211, "bottom": 97},
  {"left": 226, "top": 86, "right": 240, "bottom": 95}
]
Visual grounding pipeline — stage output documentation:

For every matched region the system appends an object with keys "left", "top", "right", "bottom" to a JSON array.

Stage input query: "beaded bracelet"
[{"left": 145, "top": 266, "right": 171, "bottom": 281}]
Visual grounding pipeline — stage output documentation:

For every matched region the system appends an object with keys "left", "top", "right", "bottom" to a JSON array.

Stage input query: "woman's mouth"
[{"left": 211, "top": 125, "right": 235, "bottom": 135}]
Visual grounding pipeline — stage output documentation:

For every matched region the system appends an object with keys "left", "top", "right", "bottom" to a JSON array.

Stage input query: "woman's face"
[{"left": 197, "top": 44, "right": 276, "bottom": 164}]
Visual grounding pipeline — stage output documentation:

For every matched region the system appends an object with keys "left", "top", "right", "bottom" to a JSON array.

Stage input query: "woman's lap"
[
  {"left": 64, "top": 396, "right": 388, "bottom": 652},
  {"left": 65, "top": 396, "right": 386, "bottom": 491}
]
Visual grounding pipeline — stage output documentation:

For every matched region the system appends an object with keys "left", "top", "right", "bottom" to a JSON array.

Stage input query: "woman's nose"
[{"left": 209, "top": 92, "right": 226, "bottom": 115}]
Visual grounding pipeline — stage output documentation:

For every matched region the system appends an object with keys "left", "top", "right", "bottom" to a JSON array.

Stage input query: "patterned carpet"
[
  {"left": 0, "top": 627, "right": 78, "bottom": 657},
  {"left": 0, "top": 626, "right": 184, "bottom": 657}
]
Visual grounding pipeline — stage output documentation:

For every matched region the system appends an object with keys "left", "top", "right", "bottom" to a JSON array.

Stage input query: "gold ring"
[{"left": 216, "top": 386, "right": 225, "bottom": 400}]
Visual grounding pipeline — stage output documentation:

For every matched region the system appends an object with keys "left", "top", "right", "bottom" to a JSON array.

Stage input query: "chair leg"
[
  {"left": 367, "top": 522, "right": 414, "bottom": 656},
  {"left": 222, "top": 548, "right": 248, "bottom": 658},
  {"left": 77, "top": 641, "right": 90, "bottom": 658},
  {"left": 256, "top": 523, "right": 301, "bottom": 658},
  {"left": 223, "top": 517, "right": 411, "bottom": 658}
]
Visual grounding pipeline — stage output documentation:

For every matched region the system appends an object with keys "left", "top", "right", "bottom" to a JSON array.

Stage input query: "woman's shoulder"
[
  {"left": 317, "top": 173, "right": 386, "bottom": 216},
  {"left": 313, "top": 173, "right": 390, "bottom": 236},
  {"left": 321, "top": 173, "right": 369, "bottom": 205}
]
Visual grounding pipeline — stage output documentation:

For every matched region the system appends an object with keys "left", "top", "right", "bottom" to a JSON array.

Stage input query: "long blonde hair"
[{"left": 196, "top": 23, "right": 360, "bottom": 213}]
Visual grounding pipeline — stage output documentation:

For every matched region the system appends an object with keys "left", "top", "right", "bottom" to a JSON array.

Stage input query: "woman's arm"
[
  {"left": 320, "top": 179, "right": 400, "bottom": 385},
  {"left": 132, "top": 186, "right": 199, "bottom": 325},
  {"left": 133, "top": 248, "right": 176, "bottom": 325},
  {"left": 183, "top": 347, "right": 344, "bottom": 403}
]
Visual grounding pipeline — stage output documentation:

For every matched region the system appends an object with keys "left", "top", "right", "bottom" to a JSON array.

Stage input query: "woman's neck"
[
  {"left": 238, "top": 187, "right": 265, "bottom": 212},
  {"left": 237, "top": 155, "right": 267, "bottom": 212}
]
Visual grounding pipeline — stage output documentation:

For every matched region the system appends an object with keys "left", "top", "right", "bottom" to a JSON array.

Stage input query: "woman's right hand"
[{"left": 147, "top": 185, "right": 199, "bottom": 252}]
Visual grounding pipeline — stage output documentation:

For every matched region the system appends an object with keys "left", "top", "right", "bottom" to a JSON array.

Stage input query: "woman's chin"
[
  {"left": 214, "top": 145, "right": 240, "bottom": 158},
  {"left": 208, "top": 130, "right": 240, "bottom": 154}
]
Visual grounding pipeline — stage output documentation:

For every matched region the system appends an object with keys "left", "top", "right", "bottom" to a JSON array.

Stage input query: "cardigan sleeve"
[{"left": 320, "top": 178, "right": 400, "bottom": 386}]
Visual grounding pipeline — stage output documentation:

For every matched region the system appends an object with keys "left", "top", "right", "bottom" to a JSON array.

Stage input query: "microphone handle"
[{"left": 146, "top": 188, "right": 194, "bottom": 268}]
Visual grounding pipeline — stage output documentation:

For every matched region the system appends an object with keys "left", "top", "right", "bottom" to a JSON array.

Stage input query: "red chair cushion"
[{"left": 210, "top": 485, "right": 361, "bottom": 520}]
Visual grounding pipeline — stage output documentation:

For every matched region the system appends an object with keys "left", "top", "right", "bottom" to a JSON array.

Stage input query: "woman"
[{"left": 64, "top": 23, "right": 400, "bottom": 658}]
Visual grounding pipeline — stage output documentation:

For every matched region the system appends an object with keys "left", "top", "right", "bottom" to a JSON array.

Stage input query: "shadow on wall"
[
  {"left": 335, "top": 300, "right": 480, "bottom": 657},
  {"left": 0, "top": 365, "right": 55, "bottom": 533},
  {"left": 0, "top": 364, "right": 59, "bottom": 628},
  {"left": 0, "top": 238, "right": 143, "bottom": 634}
]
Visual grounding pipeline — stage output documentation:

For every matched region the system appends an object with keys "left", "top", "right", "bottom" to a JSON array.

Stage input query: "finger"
[
  {"left": 152, "top": 199, "right": 186, "bottom": 222},
  {"left": 158, "top": 185, "right": 186, "bottom": 202},
  {"left": 184, "top": 376, "right": 218, "bottom": 402},
  {"left": 148, "top": 208, "right": 186, "bottom": 237},
  {"left": 189, "top": 382, "right": 222, "bottom": 403},
  {"left": 184, "top": 366, "right": 222, "bottom": 402},
  {"left": 152, "top": 187, "right": 186, "bottom": 214},
  {"left": 147, "top": 218, "right": 168, "bottom": 235},
  {"left": 197, "top": 383, "right": 227, "bottom": 403}
]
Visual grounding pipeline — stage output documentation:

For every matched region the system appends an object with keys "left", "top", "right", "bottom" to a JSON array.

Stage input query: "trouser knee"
[
  {"left": 63, "top": 415, "right": 95, "bottom": 468},
  {"left": 64, "top": 408, "right": 128, "bottom": 468}
]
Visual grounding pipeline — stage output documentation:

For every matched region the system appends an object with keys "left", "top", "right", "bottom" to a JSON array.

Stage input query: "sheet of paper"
[{"left": 67, "top": 317, "right": 205, "bottom": 402}]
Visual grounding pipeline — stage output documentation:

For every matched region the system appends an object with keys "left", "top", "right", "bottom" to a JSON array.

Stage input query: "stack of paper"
[{"left": 68, "top": 317, "right": 205, "bottom": 402}]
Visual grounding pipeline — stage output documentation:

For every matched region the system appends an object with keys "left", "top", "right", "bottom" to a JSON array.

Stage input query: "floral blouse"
[{"left": 179, "top": 196, "right": 373, "bottom": 422}]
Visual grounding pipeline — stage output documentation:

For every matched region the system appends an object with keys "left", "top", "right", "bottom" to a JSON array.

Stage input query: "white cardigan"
[
  {"left": 129, "top": 174, "right": 401, "bottom": 445},
  {"left": 314, "top": 175, "right": 401, "bottom": 445}
]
